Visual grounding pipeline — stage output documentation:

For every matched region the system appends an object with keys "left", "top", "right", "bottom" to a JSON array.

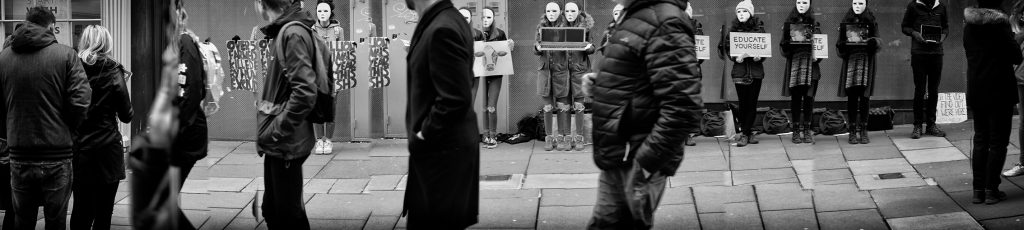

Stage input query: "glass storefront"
[{"left": 2, "top": 0, "right": 102, "bottom": 49}]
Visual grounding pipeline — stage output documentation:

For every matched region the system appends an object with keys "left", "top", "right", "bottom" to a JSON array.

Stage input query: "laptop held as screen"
[
  {"left": 921, "top": 25, "right": 942, "bottom": 43},
  {"left": 538, "top": 27, "right": 589, "bottom": 51},
  {"left": 842, "top": 23, "right": 871, "bottom": 46},
  {"left": 787, "top": 23, "right": 814, "bottom": 45}
]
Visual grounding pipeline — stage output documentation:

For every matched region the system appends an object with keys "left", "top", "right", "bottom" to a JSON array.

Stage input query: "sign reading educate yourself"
[
  {"left": 695, "top": 35, "right": 710, "bottom": 60},
  {"left": 936, "top": 92, "right": 967, "bottom": 124},
  {"left": 813, "top": 34, "right": 828, "bottom": 59},
  {"left": 729, "top": 32, "right": 772, "bottom": 58}
]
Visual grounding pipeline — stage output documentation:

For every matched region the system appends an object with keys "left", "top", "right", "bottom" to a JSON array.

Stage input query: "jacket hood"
[
  {"left": 565, "top": 12, "right": 595, "bottom": 29},
  {"left": 965, "top": 7, "right": 1009, "bottom": 25},
  {"left": 842, "top": 8, "right": 877, "bottom": 23},
  {"left": 260, "top": 2, "right": 317, "bottom": 38},
  {"left": 537, "top": 14, "right": 566, "bottom": 29},
  {"left": 785, "top": 8, "right": 816, "bottom": 24},
  {"left": 314, "top": 19, "right": 342, "bottom": 29},
  {"left": 916, "top": 0, "right": 940, "bottom": 9},
  {"left": 10, "top": 22, "right": 56, "bottom": 54}
]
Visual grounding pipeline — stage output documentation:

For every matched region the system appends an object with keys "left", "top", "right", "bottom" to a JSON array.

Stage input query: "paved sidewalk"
[{"left": 6, "top": 119, "right": 1024, "bottom": 229}]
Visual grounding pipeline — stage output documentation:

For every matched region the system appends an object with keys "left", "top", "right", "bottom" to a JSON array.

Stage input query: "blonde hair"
[{"left": 78, "top": 25, "right": 112, "bottom": 65}]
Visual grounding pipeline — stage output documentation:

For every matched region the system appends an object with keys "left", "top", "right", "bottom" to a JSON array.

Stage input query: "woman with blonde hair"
[{"left": 71, "top": 25, "right": 134, "bottom": 230}]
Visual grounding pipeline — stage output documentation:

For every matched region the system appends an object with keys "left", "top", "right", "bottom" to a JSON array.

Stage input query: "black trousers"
[
  {"left": 735, "top": 79, "right": 763, "bottom": 136},
  {"left": 790, "top": 86, "right": 814, "bottom": 125},
  {"left": 174, "top": 161, "right": 196, "bottom": 230},
  {"left": 262, "top": 155, "right": 310, "bottom": 230},
  {"left": 911, "top": 54, "right": 943, "bottom": 126},
  {"left": 971, "top": 104, "right": 1014, "bottom": 191},
  {"left": 70, "top": 182, "right": 118, "bottom": 230},
  {"left": 846, "top": 86, "right": 870, "bottom": 125}
]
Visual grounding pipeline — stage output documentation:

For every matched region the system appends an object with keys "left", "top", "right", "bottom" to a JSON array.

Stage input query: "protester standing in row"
[
  {"left": 562, "top": 1, "right": 594, "bottom": 152},
  {"left": 1004, "top": 0, "right": 1024, "bottom": 178},
  {"left": 403, "top": 0, "right": 480, "bottom": 228},
  {"left": 0, "top": 6, "right": 92, "bottom": 230},
  {"left": 837, "top": 0, "right": 878, "bottom": 145},
  {"left": 535, "top": 2, "right": 568, "bottom": 151},
  {"left": 71, "top": 25, "right": 133, "bottom": 230},
  {"left": 311, "top": 0, "right": 343, "bottom": 155},
  {"left": 723, "top": 0, "right": 765, "bottom": 147},
  {"left": 902, "top": 0, "right": 948, "bottom": 139},
  {"left": 781, "top": 0, "right": 821, "bottom": 145},
  {"left": 473, "top": 7, "right": 511, "bottom": 149}
]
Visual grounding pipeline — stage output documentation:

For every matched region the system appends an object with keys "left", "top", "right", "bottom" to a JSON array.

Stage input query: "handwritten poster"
[
  {"left": 935, "top": 92, "right": 967, "bottom": 124},
  {"left": 473, "top": 41, "right": 514, "bottom": 77},
  {"left": 695, "top": 35, "right": 710, "bottom": 60},
  {"left": 328, "top": 41, "right": 358, "bottom": 92},
  {"left": 729, "top": 32, "right": 772, "bottom": 58},
  {"left": 813, "top": 34, "right": 828, "bottom": 59},
  {"left": 368, "top": 37, "right": 391, "bottom": 89},
  {"left": 225, "top": 39, "right": 271, "bottom": 92}
]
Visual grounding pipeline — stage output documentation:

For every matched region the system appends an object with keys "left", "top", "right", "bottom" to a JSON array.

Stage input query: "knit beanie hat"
[
  {"left": 736, "top": 0, "right": 755, "bottom": 14},
  {"left": 978, "top": 0, "right": 1003, "bottom": 9}
]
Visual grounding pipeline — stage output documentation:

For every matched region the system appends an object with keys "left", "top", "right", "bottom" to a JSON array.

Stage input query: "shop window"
[{"left": 2, "top": 0, "right": 102, "bottom": 48}]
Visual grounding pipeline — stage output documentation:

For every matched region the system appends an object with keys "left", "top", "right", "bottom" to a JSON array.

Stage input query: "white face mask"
[
  {"left": 685, "top": 3, "right": 693, "bottom": 17},
  {"left": 612, "top": 4, "right": 624, "bottom": 21},
  {"left": 737, "top": 9, "right": 751, "bottom": 23},
  {"left": 316, "top": 3, "right": 331, "bottom": 23},
  {"left": 796, "top": 0, "right": 810, "bottom": 14},
  {"left": 482, "top": 9, "right": 495, "bottom": 28},
  {"left": 545, "top": 3, "right": 561, "bottom": 23},
  {"left": 852, "top": 0, "right": 866, "bottom": 15},
  {"left": 459, "top": 9, "right": 472, "bottom": 24},
  {"left": 565, "top": 3, "right": 580, "bottom": 22}
]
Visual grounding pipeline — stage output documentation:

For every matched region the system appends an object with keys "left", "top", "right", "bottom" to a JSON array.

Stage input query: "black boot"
[
  {"left": 972, "top": 190, "right": 985, "bottom": 204},
  {"left": 911, "top": 125, "right": 923, "bottom": 139},
  {"left": 985, "top": 190, "right": 1008, "bottom": 205},
  {"left": 792, "top": 124, "right": 803, "bottom": 144},
  {"left": 848, "top": 124, "right": 859, "bottom": 145},
  {"left": 926, "top": 123, "right": 947, "bottom": 137},
  {"left": 859, "top": 122, "right": 870, "bottom": 144},
  {"left": 685, "top": 133, "right": 697, "bottom": 146},
  {"left": 802, "top": 122, "right": 814, "bottom": 144},
  {"left": 737, "top": 135, "right": 749, "bottom": 147},
  {"left": 748, "top": 133, "right": 759, "bottom": 144}
]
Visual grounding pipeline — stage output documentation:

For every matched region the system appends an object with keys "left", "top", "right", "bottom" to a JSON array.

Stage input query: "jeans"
[
  {"left": 587, "top": 160, "right": 668, "bottom": 230},
  {"left": 0, "top": 162, "right": 13, "bottom": 230},
  {"left": 10, "top": 158, "right": 73, "bottom": 230},
  {"left": 971, "top": 104, "right": 1014, "bottom": 191},
  {"left": 735, "top": 79, "right": 763, "bottom": 136},
  {"left": 262, "top": 155, "right": 310, "bottom": 230},
  {"left": 472, "top": 76, "right": 503, "bottom": 135},
  {"left": 912, "top": 54, "right": 942, "bottom": 126},
  {"left": 70, "top": 181, "right": 118, "bottom": 230}
]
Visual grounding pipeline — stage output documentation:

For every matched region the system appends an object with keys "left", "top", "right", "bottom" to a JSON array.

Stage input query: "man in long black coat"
[
  {"left": 402, "top": 0, "right": 480, "bottom": 229},
  {"left": 964, "top": 0, "right": 1023, "bottom": 205}
]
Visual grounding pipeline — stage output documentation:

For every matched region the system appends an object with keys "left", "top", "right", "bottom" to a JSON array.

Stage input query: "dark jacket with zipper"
[
  {"left": 172, "top": 33, "right": 208, "bottom": 166},
  {"left": 901, "top": 0, "right": 948, "bottom": 55},
  {"left": 592, "top": 0, "right": 703, "bottom": 176},
  {"left": 722, "top": 17, "right": 767, "bottom": 81},
  {"left": 256, "top": 3, "right": 318, "bottom": 160},
  {"left": 76, "top": 56, "right": 133, "bottom": 184},
  {"left": 0, "top": 22, "right": 91, "bottom": 160},
  {"left": 964, "top": 7, "right": 1023, "bottom": 107}
]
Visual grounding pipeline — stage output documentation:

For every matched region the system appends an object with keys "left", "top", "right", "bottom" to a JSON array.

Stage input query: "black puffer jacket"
[{"left": 592, "top": 0, "right": 702, "bottom": 176}]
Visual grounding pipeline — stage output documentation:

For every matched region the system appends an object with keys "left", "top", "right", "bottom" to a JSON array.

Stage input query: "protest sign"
[{"left": 729, "top": 32, "right": 772, "bottom": 58}]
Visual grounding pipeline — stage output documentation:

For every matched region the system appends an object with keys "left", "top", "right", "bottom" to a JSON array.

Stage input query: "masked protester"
[
  {"left": 837, "top": 0, "right": 879, "bottom": 145},
  {"left": 310, "top": 0, "right": 343, "bottom": 155},
  {"left": 901, "top": 0, "right": 949, "bottom": 139},
  {"left": 534, "top": 2, "right": 570, "bottom": 151},
  {"left": 781, "top": 0, "right": 822, "bottom": 145},
  {"left": 722, "top": 0, "right": 766, "bottom": 147},
  {"left": 473, "top": 7, "right": 511, "bottom": 149}
]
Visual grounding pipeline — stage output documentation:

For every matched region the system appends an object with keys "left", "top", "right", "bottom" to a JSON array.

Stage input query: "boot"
[
  {"left": 802, "top": 122, "right": 814, "bottom": 144},
  {"left": 685, "top": 133, "right": 697, "bottom": 146},
  {"left": 556, "top": 135, "right": 571, "bottom": 151},
  {"left": 848, "top": 124, "right": 860, "bottom": 145},
  {"left": 972, "top": 190, "right": 985, "bottom": 204},
  {"left": 985, "top": 190, "right": 1008, "bottom": 205},
  {"left": 792, "top": 124, "right": 804, "bottom": 144},
  {"left": 573, "top": 135, "right": 586, "bottom": 151},
  {"left": 926, "top": 123, "right": 946, "bottom": 137},
  {"left": 911, "top": 125, "right": 923, "bottom": 139},
  {"left": 737, "top": 134, "right": 749, "bottom": 147},
  {"left": 859, "top": 122, "right": 870, "bottom": 144},
  {"left": 748, "top": 133, "right": 759, "bottom": 144},
  {"left": 544, "top": 110, "right": 556, "bottom": 151},
  {"left": 544, "top": 135, "right": 555, "bottom": 151}
]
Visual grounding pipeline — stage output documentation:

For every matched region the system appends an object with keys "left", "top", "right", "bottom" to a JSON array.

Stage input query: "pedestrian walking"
[
  {"left": 583, "top": 0, "right": 702, "bottom": 228},
  {"left": 902, "top": 0, "right": 949, "bottom": 139},
  {"left": 254, "top": 0, "right": 319, "bottom": 228},
  {"left": 473, "top": 7, "right": 512, "bottom": 149},
  {"left": 173, "top": 3, "right": 209, "bottom": 229},
  {"left": 70, "top": 25, "right": 133, "bottom": 230},
  {"left": 781, "top": 0, "right": 822, "bottom": 145},
  {"left": 964, "top": 0, "right": 1022, "bottom": 205},
  {"left": 1004, "top": 0, "right": 1024, "bottom": 178},
  {"left": 403, "top": 0, "right": 480, "bottom": 228},
  {"left": 0, "top": 6, "right": 92, "bottom": 230},
  {"left": 311, "top": 0, "right": 343, "bottom": 155},
  {"left": 837, "top": 0, "right": 878, "bottom": 145},
  {"left": 722, "top": 0, "right": 765, "bottom": 147}
]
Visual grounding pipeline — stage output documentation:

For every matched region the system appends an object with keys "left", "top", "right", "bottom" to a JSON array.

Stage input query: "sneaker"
[
  {"left": 736, "top": 135, "right": 749, "bottom": 147},
  {"left": 748, "top": 133, "right": 759, "bottom": 144},
  {"left": 911, "top": 125, "right": 923, "bottom": 139},
  {"left": 556, "top": 135, "right": 571, "bottom": 151},
  {"left": 848, "top": 130, "right": 859, "bottom": 145},
  {"left": 1003, "top": 163, "right": 1024, "bottom": 177},
  {"left": 322, "top": 139, "right": 333, "bottom": 154},
  {"left": 484, "top": 137, "right": 498, "bottom": 149},
  {"left": 544, "top": 135, "right": 555, "bottom": 151},
  {"left": 926, "top": 124, "right": 946, "bottom": 137},
  {"left": 573, "top": 135, "right": 586, "bottom": 151},
  {"left": 985, "top": 190, "right": 1008, "bottom": 205},
  {"left": 313, "top": 139, "right": 324, "bottom": 154},
  {"left": 685, "top": 134, "right": 697, "bottom": 146},
  {"left": 792, "top": 131, "right": 803, "bottom": 144}
]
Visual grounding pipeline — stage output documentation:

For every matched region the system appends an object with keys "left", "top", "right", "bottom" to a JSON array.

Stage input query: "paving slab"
[
  {"left": 181, "top": 179, "right": 208, "bottom": 194},
  {"left": 204, "top": 192, "right": 254, "bottom": 209},
  {"left": 731, "top": 152, "right": 793, "bottom": 170},
  {"left": 811, "top": 154, "right": 850, "bottom": 170},
  {"left": 698, "top": 213, "right": 727, "bottom": 230},
  {"left": 242, "top": 177, "right": 265, "bottom": 192},
  {"left": 914, "top": 160, "right": 972, "bottom": 178},
  {"left": 527, "top": 153, "right": 601, "bottom": 174},
  {"left": 364, "top": 191, "right": 405, "bottom": 216},
  {"left": 951, "top": 139, "right": 973, "bottom": 156},
  {"left": 893, "top": 137, "right": 954, "bottom": 151},
  {"left": 366, "top": 157, "right": 408, "bottom": 176},
  {"left": 540, "top": 188, "right": 596, "bottom": 206},
  {"left": 931, "top": 174, "right": 975, "bottom": 193},
  {"left": 730, "top": 143, "right": 787, "bottom": 156},
  {"left": 755, "top": 183, "right": 813, "bottom": 211},
  {"left": 693, "top": 186, "right": 755, "bottom": 213},
  {"left": 366, "top": 175, "right": 403, "bottom": 191},
  {"left": 870, "top": 186, "right": 964, "bottom": 219},
  {"left": 654, "top": 204, "right": 701, "bottom": 230},
  {"left": 304, "top": 154, "right": 334, "bottom": 166},
  {"left": 723, "top": 202, "right": 763, "bottom": 230},
  {"left": 854, "top": 172, "right": 928, "bottom": 190},
  {"left": 218, "top": 153, "right": 263, "bottom": 165},
  {"left": 327, "top": 178, "right": 369, "bottom": 194},
  {"left": 225, "top": 218, "right": 265, "bottom": 230},
  {"left": 523, "top": 173, "right": 599, "bottom": 189},
  {"left": 732, "top": 168, "right": 799, "bottom": 186},
  {"left": 848, "top": 158, "right": 916, "bottom": 176},
  {"left": 792, "top": 160, "right": 814, "bottom": 175},
  {"left": 480, "top": 189, "right": 541, "bottom": 199},
  {"left": 842, "top": 144, "right": 904, "bottom": 161},
  {"left": 206, "top": 177, "right": 254, "bottom": 192},
  {"left": 473, "top": 197, "right": 539, "bottom": 229},
  {"left": 813, "top": 184, "right": 876, "bottom": 212},
  {"left": 677, "top": 156, "right": 729, "bottom": 172},
  {"left": 332, "top": 142, "right": 373, "bottom": 160},
  {"left": 978, "top": 215, "right": 1024, "bottom": 230},
  {"left": 369, "top": 139, "right": 410, "bottom": 157},
  {"left": 304, "top": 178, "right": 337, "bottom": 194},
  {"left": 481, "top": 174, "right": 524, "bottom": 190},
  {"left": 886, "top": 211, "right": 983, "bottom": 230},
  {"left": 838, "top": 131, "right": 895, "bottom": 148},
  {"left": 762, "top": 209, "right": 818, "bottom": 230},
  {"left": 536, "top": 206, "right": 592, "bottom": 230},
  {"left": 817, "top": 209, "right": 889, "bottom": 230},
  {"left": 685, "top": 138, "right": 726, "bottom": 158},
  {"left": 662, "top": 187, "right": 695, "bottom": 205},
  {"left": 202, "top": 208, "right": 242, "bottom": 230},
  {"left": 232, "top": 142, "right": 258, "bottom": 154},
  {"left": 364, "top": 216, "right": 400, "bottom": 230},
  {"left": 949, "top": 184, "right": 1024, "bottom": 220},
  {"left": 670, "top": 171, "right": 729, "bottom": 187},
  {"left": 784, "top": 145, "right": 818, "bottom": 160},
  {"left": 799, "top": 169, "right": 856, "bottom": 189},
  {"left": 208, "top": 164, "right": 263, "bottom": 178},
  {"left": 902, "top": 147, "right": 968, "bottom": 164},
  {"left": 315, "top": 160, "right": 372, "bottom": 179},
  {"left": 304, "top": 194, "right": 374, "bottom": 220},
  {"left": 481, "top": 154, "right": 530, "bottom": 175},
  {"left": 208, "top": 141, "right": 244, "bottom": 157}
]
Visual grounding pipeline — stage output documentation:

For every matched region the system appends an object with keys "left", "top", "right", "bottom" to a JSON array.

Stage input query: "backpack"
[
  {"left": 700, "top": 111, "right": 725, "bottom": 137},
  {"left": 817, "top": 109, "right": 849, "bottom": 135},
  {"left": 196, "top": 41, "right": 226, "bottom": 115},
  {"left": 273, "top": 21, "right": 335, "bottom": 123},
  {"left": 762, "top": 108, "right": 792, "bottom": 134},
  {"left": 867, "top": 106, "right": 895, "bottom": 131},
  {"left": 517, "top": 112, "right": 543, "bottom": 141}
]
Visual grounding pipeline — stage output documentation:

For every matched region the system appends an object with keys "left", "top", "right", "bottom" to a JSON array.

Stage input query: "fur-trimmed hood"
[
  {"left": 537, "top": 14, "right": 566, "bottom": 29},
  {"left": 565, "top": 12, "right": 595, "bottom": 29},
  {"left": 965, "top": 7, "right": 1009, "bottom": 25}
]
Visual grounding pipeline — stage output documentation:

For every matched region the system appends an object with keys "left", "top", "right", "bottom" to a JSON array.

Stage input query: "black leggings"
[
  {"left": 846, "top": 86, "right": 870, "bottom": 125},
  {"left": 735, "top": 79, "right": 763, "bottom": 136},
  {"left": 70, "top": 182, "right": 119, "bottom": 230},
  {"left": 790, "top": 86, "right": 814, "bottom": 125}
]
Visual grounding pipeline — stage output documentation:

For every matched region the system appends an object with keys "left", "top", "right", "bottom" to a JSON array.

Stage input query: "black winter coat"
[
  {"left": 901, "top": 0, "right": 948, "bottom": 55},
  {"left": 565, "top": 13, "right": 596, "bottom": 100},
  {"left": 837, "top": 9, "right": 880, "bottom": 97},
  {"left": 76, "top": 56, "right": 133, "bottom": 184},
  {"left": 0, "top": 22, "right": 91, "bottom": 160},
  {"left": 172, "top": 33, "right": 208, "bottom": 166},
  {"left": 964, "top": 7, "right": 1023, "bottom": 107},
  {"left": 256, "top": 3, "right": 318, "bottom": 160},
  {"left": 780, "top": 10, "right": 822, "bottom": 96},
  {"left": 403, "top": 1, "right": 479, "bottom": 228},
  {"left": 592, "top": 0, "right": 703, "bottom": 176},
  {"left": 722, "top": 17, "right": 767, "bottom": 82}
]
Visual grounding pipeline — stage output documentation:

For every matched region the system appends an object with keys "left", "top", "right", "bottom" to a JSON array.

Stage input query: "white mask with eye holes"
[
  {"left": 612, "top": 4, "right": 624, "bottom": 22},
  {"left": 565, "top": 3, "right": 580, "bottom": 23},
  {"left": 316, "top": 3, "right": 331, "bottom": 23},
  {"left": 852, "top": 0, "right": 866, "bottom": 15},
  {"left": 736, "top": 9, "right": 751, "bottom": 23},
  {"left": 482, "top": 9, "right": 494, "bottom": 28},
  {"left": 459, "top": 9, "right": 472, "bottom": 24},
  {"left": 545, "top": 2, "right": 561, "bottom": 23},
  {"left": 796, "top": 0, "right": 810, "bottom": 14}
]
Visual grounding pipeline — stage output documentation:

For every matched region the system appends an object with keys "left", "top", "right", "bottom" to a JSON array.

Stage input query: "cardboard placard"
[
  {"left": 935, "top": 92, "right": 967, "bottom": 124},
  {"left": 813, "top": 34, "right": 828, "bottom": 59},
  {"left": 729, "top": 32, "right": 772, "bottom": 58},
  {"left": 695, "top": 35, "right": 711, "bottom": 60},
  {"left": 473, "top": 40, "right": 515, "bottom": 77}
]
